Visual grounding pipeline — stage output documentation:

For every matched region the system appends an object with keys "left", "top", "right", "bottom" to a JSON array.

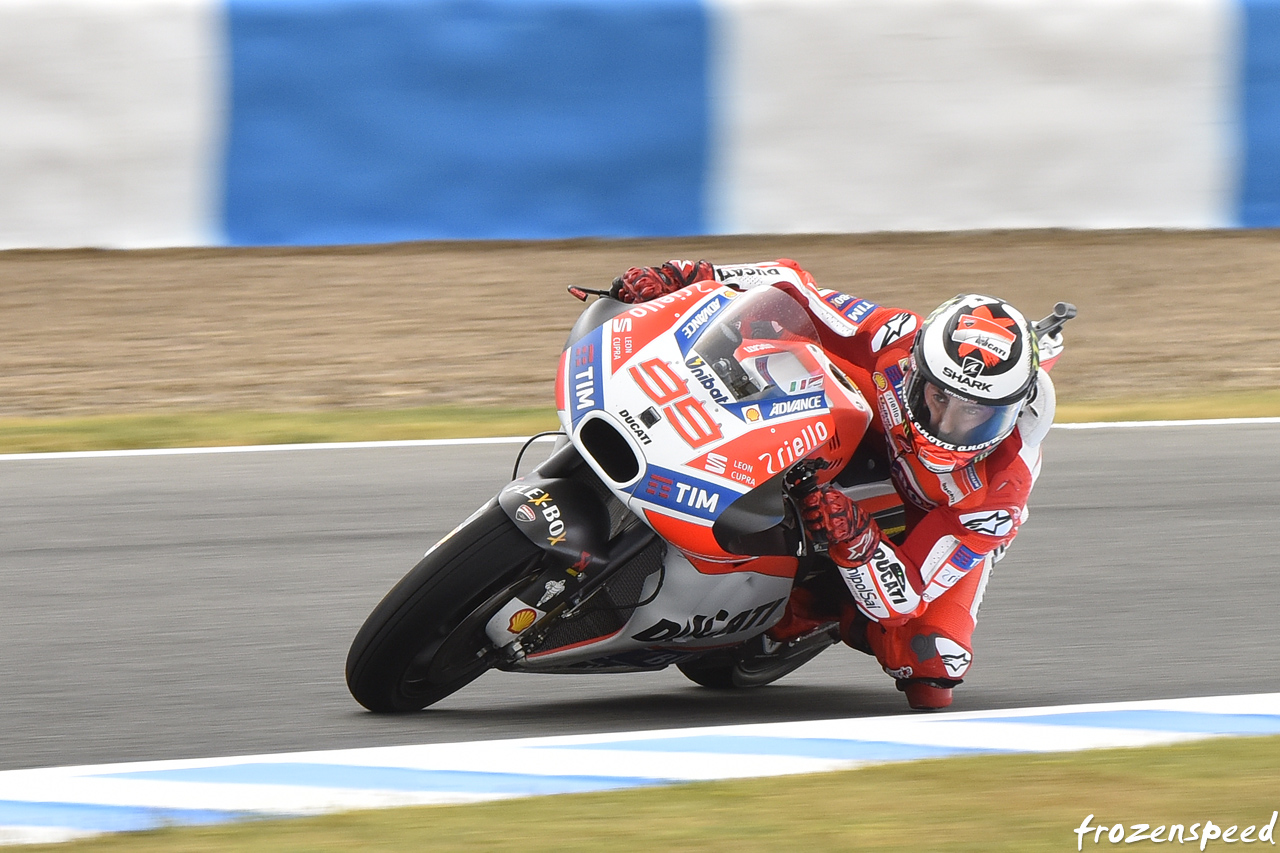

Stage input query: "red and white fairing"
[{"left": 529, "top": 282, "right": 873, "bottom": 668}]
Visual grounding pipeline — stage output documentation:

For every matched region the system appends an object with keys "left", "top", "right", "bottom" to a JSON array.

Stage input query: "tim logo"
[
  {"left": 639, "top": 466, "right": 734, "bottom": 519},
  {"left": 568, "top": 326, "right": 603, "bottom": 421},
  {"left": 644, "top": 474, "right": 673, "bottom": 500}
]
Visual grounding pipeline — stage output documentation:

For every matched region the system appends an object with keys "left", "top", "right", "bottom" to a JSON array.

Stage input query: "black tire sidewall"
[{"left": 345, "top": 502, "right": 541, "bottom": 712}]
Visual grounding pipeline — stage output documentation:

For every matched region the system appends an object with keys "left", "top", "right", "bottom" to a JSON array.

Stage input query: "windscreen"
[{"left": 689, "top": 287, "right": 824, "bottom": 404}]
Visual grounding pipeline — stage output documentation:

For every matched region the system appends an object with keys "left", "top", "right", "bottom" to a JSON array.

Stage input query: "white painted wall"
[
  {"left": 0, "top": 0, "right": 223, "bottom": 249},
  {"left": 708, "top": 0, "right": 1240, "bottom": 234},
  {"left": 0, "top": 0, "right": 1249, "bottom": 247}
]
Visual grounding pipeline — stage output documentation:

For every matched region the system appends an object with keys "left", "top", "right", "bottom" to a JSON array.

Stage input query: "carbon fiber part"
[{"left": 534, "top": 536, "right": 666, "bottom": 652}]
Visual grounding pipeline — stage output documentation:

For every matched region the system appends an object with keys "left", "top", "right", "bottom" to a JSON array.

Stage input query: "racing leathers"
[{"left": 613, "top": 258, "right": 1058, "bottom": 702}]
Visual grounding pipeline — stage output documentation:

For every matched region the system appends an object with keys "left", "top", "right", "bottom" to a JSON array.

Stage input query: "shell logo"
[
  {"left": 744, "top": 405, "right": 761, "bottom": 422},
  {"left": 508, "top": 608, "right": 538, "bottom": 633}
]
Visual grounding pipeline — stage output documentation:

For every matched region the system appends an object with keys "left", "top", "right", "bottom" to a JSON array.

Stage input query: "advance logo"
[
  {"left": 766, "top": 393, "right": 826, "bottom": 418},
  {"left": 675, "top": 294, "right": 728, "bottom": 355}
]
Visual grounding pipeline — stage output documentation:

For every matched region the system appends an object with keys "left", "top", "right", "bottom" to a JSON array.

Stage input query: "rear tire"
[
  {"left": 345, "top": 502, "right": 542, "bottom": 712},
  {"left": 677, "top": 628, "right": 838, "bottom": 689},
  {"left": 676, "top": 654, "right": 738, "bottom": 689}
]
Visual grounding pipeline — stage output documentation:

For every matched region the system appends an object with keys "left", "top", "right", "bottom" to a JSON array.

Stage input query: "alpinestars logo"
[
  {"left": 958, "top": 509, "right": 1014, "bottom": 537},
  {"left": 935, "top": 637, "right": 973, "bottom": 676},
  {"left": 871, "top": 312, "right": 918, "bottom": 353},
  {"left": 910, "top": 633, "right": 973, "bottom": 677}
]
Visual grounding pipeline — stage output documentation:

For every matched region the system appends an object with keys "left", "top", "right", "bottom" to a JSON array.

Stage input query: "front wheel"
[{"left": 345, "top": 502, "right": 542, "bottom": 712}]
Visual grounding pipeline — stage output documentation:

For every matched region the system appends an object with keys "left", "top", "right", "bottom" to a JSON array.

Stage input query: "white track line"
[
  {"left": 0, "top": 417, "right": 1277, "bottom": 462},
  {"left": 1, "top": 693, "right": 1278, "bottom": 846}
]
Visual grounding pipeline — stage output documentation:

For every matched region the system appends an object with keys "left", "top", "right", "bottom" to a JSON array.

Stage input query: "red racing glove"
[
  {"left": 801, "top": 486, "right": 880, "bottom": 568},
  {"left": 610, "top": 260, "right": 715, "bottom": 303}
]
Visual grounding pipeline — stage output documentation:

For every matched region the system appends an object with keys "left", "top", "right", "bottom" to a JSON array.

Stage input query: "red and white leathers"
[{"left": 632, "top": 258, "right": 1057, "bottom": 692}]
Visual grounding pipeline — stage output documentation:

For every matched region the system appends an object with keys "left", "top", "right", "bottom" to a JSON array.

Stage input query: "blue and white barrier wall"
[{"left": 2, "top": 0, "right": 1279, "bottom": 249}]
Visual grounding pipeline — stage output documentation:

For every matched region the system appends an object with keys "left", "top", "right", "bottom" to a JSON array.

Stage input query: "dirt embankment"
[{"left": 2, "top": 230, "right": 1279, "bottom": 419}]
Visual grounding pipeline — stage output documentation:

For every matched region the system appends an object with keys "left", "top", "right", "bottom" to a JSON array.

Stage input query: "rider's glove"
[
  {"left": 801, "top": 486, "right": 880, "bottom": 567},
  {"left": 610, "top": 260, "right": 715, "bottom": 304}
]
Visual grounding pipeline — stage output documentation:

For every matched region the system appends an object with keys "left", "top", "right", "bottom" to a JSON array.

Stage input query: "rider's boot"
[
  {"left": 896, "top": 678, "right": 954, "bottom": 711},
  {"left": 767, "top": 587, "right": 836, "bottom": 643}
]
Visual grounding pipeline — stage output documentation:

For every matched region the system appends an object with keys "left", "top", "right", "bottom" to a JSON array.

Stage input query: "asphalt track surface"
[{"left": 2, "top": 423, "right": 1278, "bottom": 772}]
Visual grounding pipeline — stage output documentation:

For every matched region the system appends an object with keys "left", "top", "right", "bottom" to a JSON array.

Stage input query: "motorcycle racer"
[{"left": 610, "top": 259, "right": 1063, "bottom": 710}]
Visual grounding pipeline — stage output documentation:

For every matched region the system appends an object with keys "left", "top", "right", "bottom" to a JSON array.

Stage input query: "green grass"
[
  {"left": 26, "top": 734, "right": 1280, "bottom": 852},
  {"left": 1055, "top": 389, "right": 1280, "bottom": 424},
  {"left": 1, "top": 391, "right": 1279, "bottom": 454},
  {"left": 0, "top": 406, "right": 563, "bottom": 454}
]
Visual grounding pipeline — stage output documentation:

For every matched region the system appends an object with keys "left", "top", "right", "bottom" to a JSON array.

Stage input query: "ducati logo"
[{"left": 952, "top": 306, "right": 1017, "bottom": 367}]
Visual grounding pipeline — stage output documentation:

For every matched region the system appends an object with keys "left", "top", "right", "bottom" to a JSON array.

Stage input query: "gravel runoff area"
[{"left": 1, "top": 230, "right": 1278, "bottom": 419}]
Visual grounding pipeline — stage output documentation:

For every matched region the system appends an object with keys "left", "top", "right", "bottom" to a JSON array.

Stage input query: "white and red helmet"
[{"left": 903, "top": 294, "right": 1039, "bottom": 471}]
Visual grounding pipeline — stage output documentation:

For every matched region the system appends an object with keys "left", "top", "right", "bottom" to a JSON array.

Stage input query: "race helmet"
[{"left": 902, "top": 294, "right": 1039, "bottom": 472}]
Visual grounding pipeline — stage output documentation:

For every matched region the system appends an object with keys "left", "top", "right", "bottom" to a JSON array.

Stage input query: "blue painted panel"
[
  {"left": 223, "top": 0, "right": 710, "bottom": 245},
  {"left": 550, "top": 735, "right": 1002, "bottom": 761},
  {"left": 981, "top": 710, "right": 1280, "bottom": 735},
  {"left": 567, "top": 324, "right": 603, "bottom": 425},
  {"left": 1241, "top": 0, "right": 1280, "bottom": 225},
  {"left": 103, "top": 763, "right": 667, "bottom": 793},
  {"left": 0, "top": 800, "right": 242, "bottom": 832}
]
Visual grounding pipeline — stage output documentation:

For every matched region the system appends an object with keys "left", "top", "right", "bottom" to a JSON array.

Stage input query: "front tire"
[{"left": 345, "top": 502, "right": 542, "bottom": 712}]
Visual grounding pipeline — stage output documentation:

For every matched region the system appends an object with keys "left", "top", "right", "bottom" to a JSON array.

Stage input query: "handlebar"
[{"left": 1033, "top": 301, "right": 1077, "bottom": 340}]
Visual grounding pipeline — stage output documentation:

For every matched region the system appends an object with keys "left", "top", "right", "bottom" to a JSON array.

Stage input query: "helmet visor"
[{"left": 904, "top": 374, "right": 1022, "bottom": 452}]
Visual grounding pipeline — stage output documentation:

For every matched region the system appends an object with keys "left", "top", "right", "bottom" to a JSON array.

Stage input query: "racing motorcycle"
[{"left": 345, "top": 277, "right": 1076, "bottom": 712}]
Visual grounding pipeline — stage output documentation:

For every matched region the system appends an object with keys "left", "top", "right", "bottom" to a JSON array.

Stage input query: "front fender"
[{"left": 499, "top": 476, "right": 610, "bottom": 566}]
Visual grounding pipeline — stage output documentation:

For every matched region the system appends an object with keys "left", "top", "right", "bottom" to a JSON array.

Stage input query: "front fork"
[{"left": 483, "top": 515, "right": 658, "bottom": 660}]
